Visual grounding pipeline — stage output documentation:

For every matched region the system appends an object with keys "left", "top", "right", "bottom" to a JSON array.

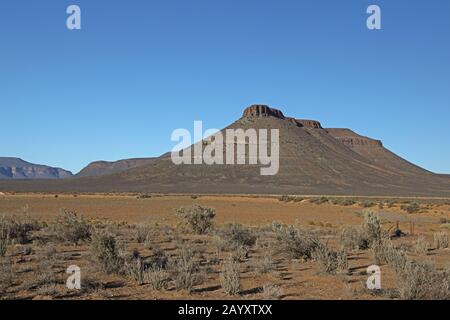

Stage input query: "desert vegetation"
[{"left": 0, "top": 195, "right": 449, "bottom": 300}]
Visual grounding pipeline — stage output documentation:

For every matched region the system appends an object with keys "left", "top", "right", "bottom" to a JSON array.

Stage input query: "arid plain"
[{"left": 1, "top": 192, "right": 449, "bottom": 300}]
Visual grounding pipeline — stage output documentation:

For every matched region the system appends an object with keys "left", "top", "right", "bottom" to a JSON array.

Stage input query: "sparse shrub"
[
  {"left": 53, "top": 209, "right": 91, "bottom": 246},
  {"left": 386, "top": 200, "right": 396, "bottom": 208},
  {"left": 0, "top": 258, "right": 14, "bottom": 296},
  {"left": 220, "top": 258, "right": 241, "bottom": 295},
  {"left": 135, "top": 224, "right": 153, "bottom": 244},
  {"left": 175, "top": 205, "right": 215, "bottom": 234},
  {"left": 433, "top": 232, "right": 449, "bottom": 249},
  {"left": 145, "top": 267, "right": 170, "bottom": 290},
  {"left": 170, "top": 246, "right": 204, "bottom": 293},
  {"left": 124, "top": 253, "right": 145, "bottom": 285},
  {"left": 252, "top": 253, "right": 275, "bottom": 274},
  {"left": 362, "top": 211, "right": 383, "bottom": 246},
  {"left": 90, "top": 232, "right": 124, "bottom": 274},
  {"left": 0, "top": 213, "right": 40, "bottom": 244},
  {"left": 339, "top": 226, "right": 369, "bottom": 251},
  {"left": 401, "top": 203, "right": 421, "bottom": 214},
  {"left": 413, "top": 236, "right": 429, "bottom": 255},
  {"left": 311, "top": 197, "right": 329, "bottom": 205},
  {"left": 262, "top": 284, "right": 283, "bottom": 300},
  {"left": 312, "top": 243, "right": 348, "bottom": 274},
  {"left": 217, "top": 223, "right": 257, "bottom": 253},
  {"left": 0, "top": 226, "right": 8, "bottom": 257},
  {"left": 26, "top": 246, "right": 63, "bottom": 295},
  {"left": 371, "top": 238, "right": 407, "bottom": 272},
  {"left": 396, "top": 261, "right": 450, "bottom": 300},
  {"left": 278, "top": 195, "right": 293, "bottom": 202},
  {"left": 136, "top": 193, "right": 152, "bottom": 199},
  {"left": 360, "top": 201, "right": 376, "bottom": 208},
  {"left": 271, "top": 222, "right": 320, "bottom": 260},
  {"left": 341, "top": 199, "right": 356, "bottom": 206},
  {"left": 146, "top": 248, "right": 169, "bottom": 269}
]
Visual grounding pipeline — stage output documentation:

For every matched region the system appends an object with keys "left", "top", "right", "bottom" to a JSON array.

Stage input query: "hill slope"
[{"left": 76, "top": 158, "right": 156, "bottom": 177}]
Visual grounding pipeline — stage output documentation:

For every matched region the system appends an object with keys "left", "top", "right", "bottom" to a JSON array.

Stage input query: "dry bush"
[
  {"left": 262, "top": 284, "right": 283, "bottom": 300},
  {"left": 433, "top": 232, "right": 449, "bottom": 249},
  {"left": 312, "top": 243, "right": 348, "bottom": 274},
  {"left": 0, "top": 213, "right": 41, "bottom": 245},
  {"left": 124, "top": 251, "right": 145, "bottom": 285},
  {"left": 146, "top": 248, "right": 169, "bottom": 269},
  {"left": 396, "top": 261, "right": 450, "bottom": 300},
  {"left": 371, "top": 238, "right": 407, "bottom": 271},
  {"left": 0, "top": 258, "right": 14, "bottom": 297},
  {"left": 220, "top": 258, "right": 241, "bottom": 295},
  {"left": 53, "top": 209, "right": 91, "bottom": 246},
  {"left": 169, "top": 245, "right": 204, "bottom": 293},
  {"left": 90, "top": 232, "right": 124, "bottom": 274},
  {"left": 413, "top": 236, "right": 429, "bottom": 255},
  {"left": 339, "top": 226, "right": 369, "bottom": 251},
  {"left": 134, "top": 224, "right": 153, "bottom": 244},
  {"left": 271, "top": 222, "right": 320, "bottom": 260},
  {"left": 360, "top": 201, "right": 376, "bottom": 208},
  {"left": 175, "top": 205, "right": 215, "bottom": 234},
  {"left": 217, "top": 223, "right": 257, "bottom": 254},
  {"left": 310, "top": 197, "right": 329, "bottom": 205},
  {"left": 0, "top": 226, "right": 8, "bottom": 257},
  {"left": 252, "top": 252, "right": 275, "bottom": 274},
  {"left": 401, "top": 203, "right": 421, "bottom": 214},
  {"left": 24, "top": 246, "right": 63, "bottom": 296},
  {"left": 145, "top": 267, "right": 170, "bottom": 291},
  {"left": 385, "top": 200, "right": 396, "bottom": 208},
  {"left": 362, "top": 211, "right": 383, "bottom": 246}
]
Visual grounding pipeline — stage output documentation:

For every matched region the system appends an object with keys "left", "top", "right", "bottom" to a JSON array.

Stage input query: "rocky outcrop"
[
  {"left": 327, "top": 129, "right": 382, "bottom": 147},
  {"left": 287, "top": 118, "right": 322, "bottom": 129},
  {"left": 242, "top": 105, "right": 285, "bottom": 119},
  {"left": 0, "top": 158, "right": 73, "bottom": 179}
]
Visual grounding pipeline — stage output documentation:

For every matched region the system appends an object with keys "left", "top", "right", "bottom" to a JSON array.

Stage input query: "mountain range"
[
  {"left": 1, "top": 105, "right": 449, "bottom": 196},
  {"left": 0, "top": 157, "right": 73, "bottom": 180}
]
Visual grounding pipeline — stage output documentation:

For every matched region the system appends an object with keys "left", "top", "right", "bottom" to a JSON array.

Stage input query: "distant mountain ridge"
[
  {"left": 76, "top": 158, "right": 157, "bottom": 177},
  {"left": 0, "top": 157, "right": 73, "bottom": 180},
  {"left": 1, "top": 104, "right": 449, "bottom": 196}
]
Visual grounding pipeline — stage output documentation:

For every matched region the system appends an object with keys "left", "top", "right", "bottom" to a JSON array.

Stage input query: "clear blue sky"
[{"left": 1, "top": 0, "right": 449, "bottom": 174}]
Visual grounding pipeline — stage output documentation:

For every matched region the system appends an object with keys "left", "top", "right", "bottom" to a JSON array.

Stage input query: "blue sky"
[{"left": 1, "top": 0, "right": 449, "bottom": 174}]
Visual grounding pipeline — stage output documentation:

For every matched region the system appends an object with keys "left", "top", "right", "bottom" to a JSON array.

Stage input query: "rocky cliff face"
[
  {"left": 0, "top": 158, "right": 73, "bottom": 179},
  {"left": 242, "top": 105, "right": 286, "bottom": 119}
]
